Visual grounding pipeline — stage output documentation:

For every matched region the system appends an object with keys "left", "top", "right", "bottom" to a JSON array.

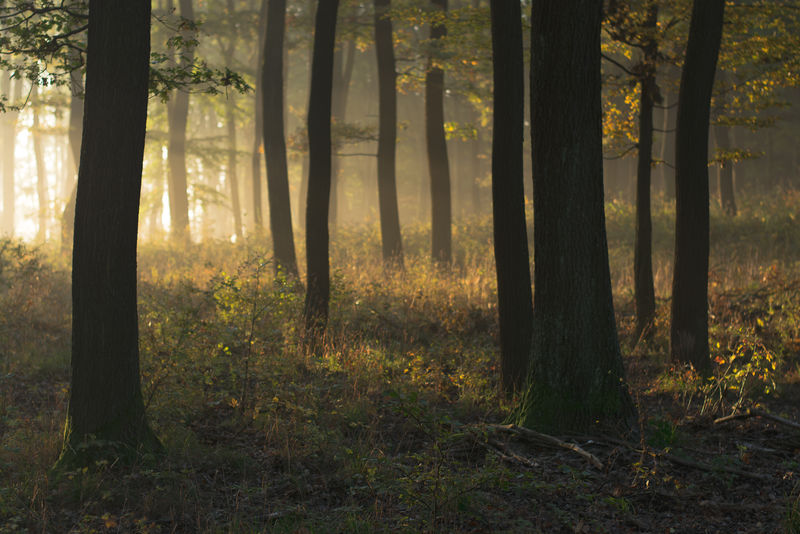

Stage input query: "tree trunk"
[
  {"left": 426, "top": 0, "right": 452, "bottom": 265},
  {"left": 61, "top": 60, "right": 84, "bottom": 252},
  {"left": 633, "top": 4, "right": 658, "bottom": 340},
  {"left": 374, "top": 0, "right": 404, "bottom": 265},
  {"left": 225, "top": 93, "right": 244, "bottom": 240},
  {"left": 59, "top": 0, "right": 160, "bottom": 466},
  {"left": 490, "top": 0, "right": 532, "bottom": 394},
  {"left": 251, "top": 0, "right": 268, "bottom": 230},
  {"left": 715, "top": 76, "right": 737, "bottom": 216},
  {"left": 525, "top": 0, "right": 634, "bottom": 432},
  {"left": 660, "top": 93, "right": 676, "bottom": 200},
  {"left": 263, "top": 0, "right": 299, "bottom": 275},
  {"left": 330, "top": 39, "right": 356, "bottom": 234},
  {"left": 1, "top": 74, "right": 21, "bottom": 237},
  {"left": 304, "top": 0, "right": 339, "bottom": 334},
  {"left": 31, "top": 84, "right": 49, "bottom": 242},
  {"left": 166, "top": 0, "right": 194, "bottom": 244},
  {"left": 670, "top": 0, "right": 724, "bottom": 373}
]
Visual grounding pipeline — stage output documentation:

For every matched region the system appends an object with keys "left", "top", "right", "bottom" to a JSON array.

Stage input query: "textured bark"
[
  {"left": 526, "top": 0, "right": 634, "bottom": 432},
  {"left": 251, "top": 0, "right": 268, "bottom": 230},
  {"left": 263, "top": 0, "right": 299, "bottom": 275},
  {"left": 634, "top": 4, "right": 658, "bottom": 339},
  {"left": 31, "top": 84, "right": 49, "bottom": 242},
  {"left": 670, "top": 0, "right": 724, "bottom": 373},
  {"left": 304, "top": 0, "right": 339, "bottom": 333},
  {"left": 426, "top": 0, "right": 452, "bottom": 265},
  {"left": 374, "top": 0, "right": 404, "bottom": 265},
  {"left": 489, "top": 0, "right": 532, "bottom": 394},
  {"left": 166, "top": 0, "right": 194, "bottom": 244},
  {"left": 60, "top": 0, "right": 160, "bottom": 465}
]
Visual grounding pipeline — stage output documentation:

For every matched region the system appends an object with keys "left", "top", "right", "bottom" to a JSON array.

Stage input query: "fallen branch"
[
  {"left": 715, "top": 408, "right": 800, "bottom": 431},
  {"left": 487, "top": 424, "right": 603, "bottom": 469}
]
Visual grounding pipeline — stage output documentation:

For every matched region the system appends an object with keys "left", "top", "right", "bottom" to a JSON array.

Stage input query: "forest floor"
[{"left": 2, "top": 196, "right": 800, "bottom": 533}]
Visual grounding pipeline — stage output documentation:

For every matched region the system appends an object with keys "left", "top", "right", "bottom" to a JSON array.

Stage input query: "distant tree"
[
  {"left": 250, "top": 0, "right": 268, "bottom": 230},
  {"left": 426, "top": 0, "right": 452, "bottom": 265},
  {"left": 329, "top": 38, "right": 356, "bottom": 234},
  {"left": 60, "top": 54, "right": 84, "bottom": 252},
  {"left": 304, "top": 0, "right": 339, "bottom": 334},
  {"left": 263, "top": 0, "right": 299, "bottom": 275},
  {"left": 59, "top": 0, "right": 160, "bottom": 465},
  {"left": 166, "top": 0, "right": 194, "bottom": 245},
  {"left": 220, "top": 0, "right": 243, "bottom": 241},
  {"left": 525, "top": 0, "right": 634, "bottom": 432},
  {"left": 0, "top": 73, "right": 22, "bottom": 236},
  {"left": 670, "top": 0, "right": 724, "bottom": 373},
  {"left": 489, "top": 0, "right": 531, "bottom": 393},
  {"left": 714, "top": 73, "right": 737, "bottom": 216},
  {"left": 31, "top": 83, "right": 49, "bottom": 242},
  {"left": 373, "top": 0, "right": 404, "bottom": 265}
]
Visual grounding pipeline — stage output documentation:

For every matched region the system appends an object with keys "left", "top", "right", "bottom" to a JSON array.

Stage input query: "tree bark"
[
  {"left": 304, "top": 0, "right": 339, "bottom": 334},
  {"left": 426, "top": 0, "right": 452, "bottom": 265},
  {"left": 251, "top": 0, "right": 268, "bottom": 230},
  {"left": 670, "top": 0, "right": 724, "bottom": 373},
  {"left": 634, "top": 4, "right": 658, "bottom": 339},
  {"left": 374, "top": 0, "right": 404, "bottom": 265},
  {"left": 489, "top": 0, "right": 532, "bottom": 394},
  {"left": 263, "top": 0, "right": 299, "bottom": 275},
  {"left": 166, "top": 0, "right": 194, "bottom": 245},
  {"left": 526, "top": 0, "right": 634, "bottom": 432},
  {"left": 59, "top": 0, "right": 160, "bottom": 466},
  {"left": 31, "top": 84, "right": 49, "bottom": 242}
]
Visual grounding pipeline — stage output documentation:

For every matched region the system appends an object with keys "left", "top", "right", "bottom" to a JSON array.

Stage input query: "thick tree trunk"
[
  {"left": 263, "top": 0, "right": 299, "bottom": 275},
  {"left": 426, "top": 0, "right": 452, "bottom": 265},
  {"left": 634, "top": 4, "right": 658, "bottom": 340},
  {"left": 374, "top": 0, "right": 404, "bottom": 265},
  {"left": 31, "top": 84, "right": 49, "bottom": 242},
  {"left": 526, "top": 0, "right": 634, "bottom": 432},
  {"left": 166, "top": 0, "right": 194, "bottom": 244},
  {"left": 490, "top": 0, "right": 532, "bottom": 394},
  {"left": 670, "top": 0, "right": 724, "bottom": 373},
  {"left": 60, "top": 0, "right": 160, "bottom": 466},
  {"left": 251, "top": 0, "right": 268, "bottom": 230},
  {"left": 304, "top": 0, "right": 339, "bottom": 333}
]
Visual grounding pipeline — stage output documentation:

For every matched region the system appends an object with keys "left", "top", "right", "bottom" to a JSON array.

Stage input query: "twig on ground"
[
  {"left": 714, "top": 408, "right": 800, "bottom": 431},
  {"left": 487, "top": 424, "right": 604, "bottom": 469}
]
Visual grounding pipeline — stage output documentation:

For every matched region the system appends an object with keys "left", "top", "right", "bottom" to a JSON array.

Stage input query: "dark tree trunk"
[
  {"left": 263, "top": 0, "right": 299, "bottom": 275},
  {"left": 426, "top": 0, "right": 452, "bottom": 265},
  {"left": 61, "top": 62, "right": 84, "bottom": 252},
  {"left": 251, "top": 0, "right": 268, "bottom": 230},
  {"left": 489, "top": 0, "right": 532, "bottom": 394},
  {"left": 32, "top": 84, "right": 48, "bottom": 242},
  {"left": 661, "top": 94, "right": 676, "bottom": 200},
  {"left": 304, "top": 0, "right": 339, "bottom": 333},
  {"left": 670, "top": 0, "right": 724, "bottom": 373},
  {"left": 526, "top": 0, "right": 634, "bottom": 432},
  {"left": 166, "top": 0, "right": 194, "bottom": 244},
  {"left": 374, "top": 0, "right": 404, "bottom": 265},
  {"left": 59, "top": 0, "right": 160, "bottom": 466},
  {"left": 634, "top": 4, "right": 658, "bottom": 340}
]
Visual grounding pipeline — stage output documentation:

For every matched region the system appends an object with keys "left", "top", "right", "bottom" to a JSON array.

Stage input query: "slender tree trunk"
[
  {"left": 1, "top": 76, "right": 21, "bottom": 237},
  {"left": 634, "top": 4, "right": 658, "bottom": 340},
  {"left": 60, "top": 0, "right": 160, "bottom": 466},
  {"left": 374, "top": 0, "right": 404, "bottom": 264},
  {"left": 426, "top": 0, "right": 452, "bottom": 265},
  {"left": 304, "top": 0, "right": 339, "bottom": 334},
  {"left": 251, "top": 0, "right": 268, "bottom": 230},
  {"left": 670, "top": 0, "right": 724, "bottom": 373},
  {"left": 225, "top": 93, "right": 244, "bottom": 240},
  {"left": 661, "top": 94, "right": 676, "bottom": 200},
  {"left": 61, "top": 60, "right": 84, "bottom": 252},
  {"left": 526, "top": 0, "right": 634, "bottom": 432},
  {"left": 166, "top": 0, "right": 194, "bottom": 244},
  {"left": 490, "top": 0, "right": 532, "bottom": 394},
  {"left": 330, "top": 39, "right": 356, "bottom": 234},
  {"left": 716, "top": 75, "right": 737, "bottom": 216},
  {"left": 263, "top": 0, "right": 299, "bottom": 274},
  {"left": 31, "top": 84, "right": 49, "bottom": 242}
]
